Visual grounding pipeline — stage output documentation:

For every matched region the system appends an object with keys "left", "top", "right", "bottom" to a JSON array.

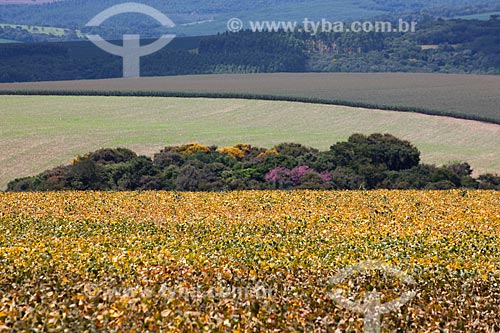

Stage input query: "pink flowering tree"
[
  {"left": 320, "top": 171, "right": 332, "bottom": 182},
  {"left": 289, "top": 166, "right": 312, "bottom": 183},
  {"left": 265, "top": 165, "right": 332, "bottom": 189},
  {"left": 265, "top": 167, "right": 290, "bottom": 183}
]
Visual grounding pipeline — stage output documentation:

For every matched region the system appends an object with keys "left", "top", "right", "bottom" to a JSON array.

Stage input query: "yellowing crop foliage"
[{"left": 0, "top": 190, "right": 499, "bottom": 331}]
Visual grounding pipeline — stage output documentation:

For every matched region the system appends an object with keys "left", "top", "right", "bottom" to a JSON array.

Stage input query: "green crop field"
[
  {"left": 1, "top": 73, "right": 499, "bottom": 124},
  {"left": 0, "top": 23, "right": 66, "bottom": 36},
  {"left": 0, "top": 23, "right": 83, "bottom": 38},
  {"left": 1, "top": 95, "right": 499, "bottom": 190},
  {"left": 0, "top": 38, "right": 19, "bottom": 43},
  {"left": 456, "top": 11, "right": 500, "bottom": 20}
]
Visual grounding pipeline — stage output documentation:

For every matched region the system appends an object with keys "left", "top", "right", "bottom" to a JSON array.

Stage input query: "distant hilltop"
[{"left": 0, "top": 0, "right": 62, "bottom": 4}]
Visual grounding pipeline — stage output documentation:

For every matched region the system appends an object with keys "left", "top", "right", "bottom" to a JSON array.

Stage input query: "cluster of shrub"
[{"left": 7, "top": 134, "right": 500, "bottom": 192}]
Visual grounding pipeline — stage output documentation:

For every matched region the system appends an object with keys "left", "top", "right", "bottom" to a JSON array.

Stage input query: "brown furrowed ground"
[{"left": 1, "top": 73, "right": 499, "bottom": 123}]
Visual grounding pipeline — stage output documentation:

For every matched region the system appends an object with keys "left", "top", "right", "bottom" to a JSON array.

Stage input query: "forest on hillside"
[{"left": 0, "top": 17, "right": 499, "bottom": 83}]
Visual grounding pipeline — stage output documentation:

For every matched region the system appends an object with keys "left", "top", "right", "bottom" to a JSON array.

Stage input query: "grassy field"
[
  {"left": 456, "top": 11, "right": 500, "bottom": 20},
  {"left": 1, "top": 190, "right": 499, "bottom": 331},
  {"left": 1, "top": 73, "right": 499, "bottom": 124},
  {"left": 1, "top": 95, "right": 499, "bottom": 189},
  {"left": 0, "top": 38, "right": 19, "bottom": 43},
  {"left": 0, "top": 23, "right": 69, "bottom": 36}
]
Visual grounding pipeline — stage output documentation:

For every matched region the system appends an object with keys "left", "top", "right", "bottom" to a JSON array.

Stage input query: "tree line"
[
  {"left": 1, "top": 17, "right": 499, "bottom": 83},
  {"left": 7, "top": 133, "right": 500, "bottom": 192}
]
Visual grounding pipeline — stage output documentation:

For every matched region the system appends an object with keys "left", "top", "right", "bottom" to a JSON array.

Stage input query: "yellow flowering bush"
[
  {"left": 174, "top": 143, "right": 211, "bottom": 156},
  {"left": 217, "top": 144, "right": 259, "bottom": 160},
  {"left": 256, "top": 148, "right": 279, "bottom": 159},
  {"left": 217, "top": 146, "right": 246, "bottom": 159}
]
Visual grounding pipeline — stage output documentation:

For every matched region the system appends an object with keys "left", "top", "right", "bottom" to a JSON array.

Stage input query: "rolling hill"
[
  {"left": 0, "top": 0, "right": 60, "bottom": 4},
  {"left": 1, "top": 95, "right": 499, "bottom": 189},
  {"left": 1, "top": 0, "right": 499, "bottom": 36},
  {"left": 1, "top": 73, "right": 499, "bottom": 124}
]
